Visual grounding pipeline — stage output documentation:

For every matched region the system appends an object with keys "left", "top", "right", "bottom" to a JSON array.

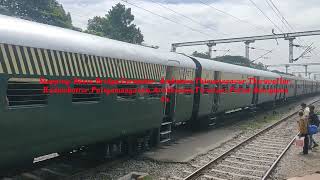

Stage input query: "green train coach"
[
  {"left": 0, "top": 14, "right": 319, "bottom": 170},
  {"left": 0, "top": 15, "right": 196, "bottom": 169}
]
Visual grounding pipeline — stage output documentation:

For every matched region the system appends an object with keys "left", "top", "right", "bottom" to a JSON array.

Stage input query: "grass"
[{"left": 238, "top": 112, "right": 282, "bottom": 131}]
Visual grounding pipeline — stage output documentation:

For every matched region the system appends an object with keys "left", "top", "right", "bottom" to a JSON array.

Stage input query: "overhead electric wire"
[
  {"left": 148, "top": 0, "right": 228, "bottom": 36},
  {"left": 266, "top": 0, "right": 320, "bottom": 58},
  {"left": 252, "top": 49, "right": 274, "bottom": 62},
  {"left": 121, "top": 0, "right": 213, "bottom": 38},
  {"left": 264, "top": 0, "right": 289, "bottom": 32},
  {"left": 268, "top": 0, "right": 320, "bottom": 58},
  {"left": 250, "top": 46, "right": 271, "bottom": 52},
  {"left": 268, "top": 0, "right": 295, "bottom": 32},
  {"left": 248, "top": 0, "right": 283, "bottom": 33},
  {"left": 197, "top": 0, "right": 268, "bottom": 34}
]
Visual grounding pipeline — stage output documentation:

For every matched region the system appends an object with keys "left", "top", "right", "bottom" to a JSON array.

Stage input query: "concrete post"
[
  {"left": 244, "top": 40, "right": 254, "bottom": 60},
  {"left": 285, "top": 65, "right": 289, "bottom": 74},
  {"left": 207, "top": 43, "right": 215, "bottom": 59},
  {"left": 304, "top": 65, "right": 308, "bottom": 77},
  {"left": 288, "top": 38, "right": 295, "bottom": 63},
  {"left": 171, "top": 45, "right": 176, "bottom": 52}
]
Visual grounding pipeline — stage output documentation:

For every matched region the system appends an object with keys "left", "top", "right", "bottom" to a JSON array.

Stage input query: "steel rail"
[
  {"left": 261, "top": 133, "right": 299, "bottom": 180},
  {"left": 183, "top": 99, "right": 319, "bottom": 180}
]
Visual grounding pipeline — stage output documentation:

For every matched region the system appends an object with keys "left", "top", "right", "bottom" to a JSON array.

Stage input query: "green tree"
[
  {"left": 192, "top": 51, "right": 210, "bottom": 59},
  {"left": 0, "top": 0, "right": 74, "bottom": 29},
  {"left": 271, "top": 69, "right": 293, "bottom": 75},
  {"left": 86, "top": 3, "right": 144, "bottom": 44},
  {"left": 0, "top": 5, "right": 12, "bottom": 16}
]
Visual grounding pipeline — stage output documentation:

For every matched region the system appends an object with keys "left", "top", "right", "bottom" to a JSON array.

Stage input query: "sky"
[{"left": 57, "top": 0, "right": 320, "bottom": 78}]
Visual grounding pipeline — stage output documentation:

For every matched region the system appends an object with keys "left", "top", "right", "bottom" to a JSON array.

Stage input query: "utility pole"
[
  {"left": 245, "top": 40, "right": 254, "bottom": 59},
  {"left": 287, "top": 37, "right": 295, "bottom": 63},
  {"left": 304, "top": 65, "right": 308, "bottom": 77},
  {"left": 207, "top": 43, "right": 215, "bottom": 59},
  {"left": 171, "top": 45, "right": 176, "bottom": 52},
  {"left": 285, "top": 65, "right": 289, "bottom": 74}
]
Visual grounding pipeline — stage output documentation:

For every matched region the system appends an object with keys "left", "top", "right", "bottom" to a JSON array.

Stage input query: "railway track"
[{"left": 174, "top": 99, "right": 320, "bottom": 180}]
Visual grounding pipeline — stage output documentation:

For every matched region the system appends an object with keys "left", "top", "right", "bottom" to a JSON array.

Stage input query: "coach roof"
[
  {"left": 192, "top": 56, "right": 280, "bottom": 78},
  {"left": 0, "top": 15, "right": 195, "bottom": 69}
]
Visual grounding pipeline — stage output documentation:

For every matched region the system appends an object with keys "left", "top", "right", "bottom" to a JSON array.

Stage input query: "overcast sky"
[{"left": 57, "top": 0, "right": 320, "bottom": 77}]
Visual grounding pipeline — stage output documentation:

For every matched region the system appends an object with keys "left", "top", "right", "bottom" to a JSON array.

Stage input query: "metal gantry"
[
  {"left": 291, "top": 71, "right": 320, "bottom": 78},
  {"left": 266, "top": 63, "right": 320, "bottom": 75},
  {"left": 171, "top": 30, "right": 320, "bottom": 62}
]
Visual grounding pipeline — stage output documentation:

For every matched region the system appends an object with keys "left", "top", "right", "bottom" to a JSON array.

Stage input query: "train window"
[
  {"left": 184, "top": 84, "right": 193, "bottom": 96},
  {"left": 6, "top": 78, "right": 48, "bottom": 109},
  {"left": 221, "top": 84, "right": 228, "bottom": 91},
  {"left": 203, "top": 84, "right": 209, "bottom": 94},
  {"left": 72, "top": 84, "right": 101, "bottom": 103},
  {"left": 117, "top": 84, "right": 137, "bottom": 99},
  {"left": 230, "top": 84, "right": 237, "bottom": 89},
  {"left": 148, "top": 84, "right": 162, "bottom": 98}
]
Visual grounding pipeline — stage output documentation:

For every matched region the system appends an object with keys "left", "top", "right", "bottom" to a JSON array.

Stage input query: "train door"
[
  {"left": 160, "top": 61, "right": 180, "bottom": 143},
  {"left": 164, "top": 66, "right": 179, "bottom": 119},
  {"left": 294, "top": 80, "right": 297, "bottom": 96},
  {"left": 251, "top": 76, "right": 259, "bottom": 105},
  {"left": 0, "top": 77, "right": 7, "bottom": 111},
  {"left": 212, "top": 71, "right": 220, "bottom": 113}
]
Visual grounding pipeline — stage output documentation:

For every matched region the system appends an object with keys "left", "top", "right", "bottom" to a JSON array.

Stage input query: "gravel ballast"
[{"left": 70, "top": 96, "right": 320, "bottom": 180}]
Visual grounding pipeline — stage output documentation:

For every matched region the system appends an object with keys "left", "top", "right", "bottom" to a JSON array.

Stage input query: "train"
[{"left": 0, "top": 14, "right": 319, "bottom": 169}]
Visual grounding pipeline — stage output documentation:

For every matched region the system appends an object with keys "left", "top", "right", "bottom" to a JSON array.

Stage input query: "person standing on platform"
[
  {"left": 308, "top": 105, "right": 319, "bottom": 148},
  {"left": 301, "top": 103, "right": 310, "bottom": 120},
  {"left": 297, "top": 111, "right": 309, "bottom": 154}
]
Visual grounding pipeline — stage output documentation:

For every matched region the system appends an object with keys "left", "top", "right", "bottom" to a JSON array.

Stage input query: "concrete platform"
[
  {"left": 287, "top": 174, "right": 320, "bottom": 180},
  {"left": 270, "top": 129, "right": 320, "bottom": 179},
  {"left": 143, "top": 127, "right": 239, "bottom": 162}
]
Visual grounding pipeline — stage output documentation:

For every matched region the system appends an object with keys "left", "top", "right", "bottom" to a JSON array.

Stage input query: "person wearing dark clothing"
[
  {"left": 298, "top": 111, "right": 309, "bottom": 154},
  {"left": 308, "top": 105, "right": 319, "bottom": 148}
]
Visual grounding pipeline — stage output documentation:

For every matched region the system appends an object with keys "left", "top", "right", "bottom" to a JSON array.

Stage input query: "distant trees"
[
  {"left": 271, "top": 70, "right": 294, "bottom": 76},
  {"left": 86, "top": 3, "right": 144, "bottom": 44},
  {"left": 192, "top": 51, "right": 210, "bottom": 59},
  {"left": 0, "top": 1, "right": 144, "bottom": 44},
  {"left": 192, "top": 51, "right": 268, "bottom": 71},
  {"left": 0, "top": 0, "right": 76, "bottom": 29}
]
